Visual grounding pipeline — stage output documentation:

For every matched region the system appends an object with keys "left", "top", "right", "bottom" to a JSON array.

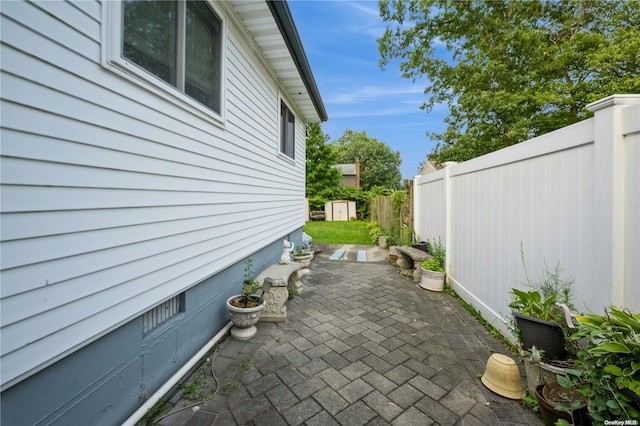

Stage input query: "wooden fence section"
[
  {"left": 370, "top": 196, "right": 392, "bottom": 231},
  {"left": 370, "top": 179, "right": 414, "bottom": 246}
]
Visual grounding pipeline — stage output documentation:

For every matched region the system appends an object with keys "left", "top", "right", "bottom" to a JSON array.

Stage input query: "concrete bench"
[
  {"left": 256, "top": 262, "right": 305, "bottom": 322},
  {"left": 395, "top": 246, "right": 433, "bottom": 282}
]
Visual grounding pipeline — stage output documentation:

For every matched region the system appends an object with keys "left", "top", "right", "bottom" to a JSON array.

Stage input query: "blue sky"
[{"left": 288, "top": 1, "right": 448, "bottom": 180}]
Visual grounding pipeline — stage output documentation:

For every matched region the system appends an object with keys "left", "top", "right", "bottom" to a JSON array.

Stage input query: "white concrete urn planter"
[
  {"left": 292, "top": 252, "right": 312, "bottom": 267},
  {"left": 419, "top": 267, "right": 445, "bottom": 292},
  {"left": 226, "top": 295, "right": 265, "bottom": 341}
]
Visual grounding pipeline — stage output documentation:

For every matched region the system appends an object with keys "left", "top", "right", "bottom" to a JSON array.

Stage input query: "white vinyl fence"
[{"left": 414, "top": 95, "right": 640, "bottom": 338}]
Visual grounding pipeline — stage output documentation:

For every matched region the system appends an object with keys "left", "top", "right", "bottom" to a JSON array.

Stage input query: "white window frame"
[
  {"left": 101, "top": 0, "right": 226, "bottom": 126},
  {"left": 279, "top": 98, "right": 296, "bottom": 162}
]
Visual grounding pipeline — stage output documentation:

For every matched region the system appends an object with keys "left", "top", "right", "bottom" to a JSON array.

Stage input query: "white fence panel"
[
  {"left": 414, "top": 173, "right": 446, "bottom": 246},
  {"left": 623, "top": 102, "right": 640, "bottom": 311},
  {"left": 414, "top": 95, "right": 640, "bottom": 338}
]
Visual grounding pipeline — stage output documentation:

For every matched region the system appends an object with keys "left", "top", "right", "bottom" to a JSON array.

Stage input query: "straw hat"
[{"left": 481, "top": 353, "right": 525, "bottom": 399}]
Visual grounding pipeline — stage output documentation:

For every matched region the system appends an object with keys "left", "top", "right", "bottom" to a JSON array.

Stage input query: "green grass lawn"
[{"left": 303, "top": 220, "right": 372, "bottom": 245}]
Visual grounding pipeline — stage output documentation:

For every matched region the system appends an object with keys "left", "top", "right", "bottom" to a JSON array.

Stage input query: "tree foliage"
[
  {"left": 332, "top": 130, "right": 402, "bottom": 190},
  {"left": 305, "top": 123, "right": 342, "bottom": 197},
  {"left": 305, "top": 125, "right": 397, "bottom": 219},
  {"left": 378, "top": 0, "right": 640, "bottom": 163}
]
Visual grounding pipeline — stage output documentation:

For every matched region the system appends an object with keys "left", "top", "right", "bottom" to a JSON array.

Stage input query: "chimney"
[{"left": 355, "top": 160, "right": 360, "bottom": 188}]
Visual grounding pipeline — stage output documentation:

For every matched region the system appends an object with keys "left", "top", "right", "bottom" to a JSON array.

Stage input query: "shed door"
[{"left": 332, "top": 202, "right": 348, "bottom": 221}]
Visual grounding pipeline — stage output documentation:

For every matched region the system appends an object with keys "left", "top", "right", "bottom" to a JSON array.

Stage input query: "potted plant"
[
  {"left": 419, "top": 238, "right": 445, "bottom": 292},
  {"left": 534, "top": 381, "right": 590, "bottom": 426},
  {"left": 509, "top": 245, "right": 578, "bottom": 360},
  {"left": 292, "top": 248, "right": 312, "bottom": 267},
  {"left": 509, "top": 288, "right": 570, "bottom": 360},
  {"left": 557, "top": 306, "right": 640, "bottom": 424},
  {"left": 226, "top": 258, "right": 265, "bottom": 341}
]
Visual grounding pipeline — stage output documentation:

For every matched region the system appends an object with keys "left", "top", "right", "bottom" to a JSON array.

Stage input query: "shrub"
[{"left": 561, "top": 307, "right": 640, "bottom": 423}]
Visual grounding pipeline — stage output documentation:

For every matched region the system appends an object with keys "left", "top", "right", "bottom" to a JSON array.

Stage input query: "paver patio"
[{"left": 151, "top": 245, "right": 542, "bottom": 425}]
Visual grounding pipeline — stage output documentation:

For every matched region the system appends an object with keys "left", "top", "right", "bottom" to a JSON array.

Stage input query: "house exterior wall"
[
  {"left": 414, "top": 95, "right": 640, "bottom": 338},
  {"left": 342, "top": 175, "right": 358, "bottom": 187},
  {"left": 0, "top": 237, "right": 297, "bottom": 426},
  {"left": 1, "top": 0, "right": 311, "bottom": 420}
]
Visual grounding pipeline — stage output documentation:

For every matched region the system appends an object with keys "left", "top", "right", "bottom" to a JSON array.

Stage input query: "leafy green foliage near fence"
[{"left": 370, "top": 189, "right": 413, "bottom": 246}]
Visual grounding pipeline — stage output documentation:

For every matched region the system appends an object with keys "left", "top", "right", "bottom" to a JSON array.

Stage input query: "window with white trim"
[
  {"left": 120, "top": 0, "right": 222, "bottom": 113},
  {"left": 280, "top": 101, "right": 295, "bottom": 159}
]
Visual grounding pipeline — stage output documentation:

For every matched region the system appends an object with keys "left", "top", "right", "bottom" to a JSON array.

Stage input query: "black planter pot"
[
  {"left": 411, "top": 242, "right": 431, "bottom": 253},
  {"left": 513, "top": 312, "right": 566, "bottom": 360}
]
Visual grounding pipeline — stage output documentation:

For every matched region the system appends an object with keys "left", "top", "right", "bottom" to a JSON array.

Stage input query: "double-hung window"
[
  {"left": 120, "top": 0, "right": 222, "bottom": 114},
  {"left": 280, "top": 101, "right": 295, "bottom": 159}
]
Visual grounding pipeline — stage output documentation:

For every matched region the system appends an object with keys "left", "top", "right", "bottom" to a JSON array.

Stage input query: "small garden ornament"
[{"left": 279, "top": 240, "right": 293, "bottom": 264}]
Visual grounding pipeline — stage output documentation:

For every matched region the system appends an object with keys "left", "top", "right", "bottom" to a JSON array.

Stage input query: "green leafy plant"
[
  {"left": 420, "top": 238, "right": 445, "bottom": 272},
  {"left": 508, "top": 244, "right": 578, "bottom": 355},
  {"left": 560, "top": 307, "right": 640, "bottom": 423},
  {"left": 242, "top": 258, "right": 259, "bottom": 295},
  {"left": 179, "top": 363, "right": 209, "bottom": 400},
  {"left": 367, "top": 221, "right": 385, "bottom": 245},
  {"left": 235, "top": 358, "right": 255, "bottom": 372},
  {"left": 421, "top": 258, "right": 444, "bottom": 272},
  {"left": 521, "top": 389, "right": 540, "bottom": 413},
  {"left": 430, "top": 238, "right": 445, "bottom": 264},
  {"left": 516, "top": 243, "right": 576, "bottom": 312},
  {"left": 509, "top": 288, "right": 561, "bottom": 323},
  {"left": 229, "top": 258, "right": 262, "bottom": 309}
]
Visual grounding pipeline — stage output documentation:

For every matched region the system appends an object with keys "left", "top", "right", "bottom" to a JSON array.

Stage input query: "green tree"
[
  {"left": 305, "top": 123, "right": 342, "bottom": 197},
  {"left": 332, "top": 130, "right": 402, "bottom": 190},
  {"left": 378, "top": 0, "right": 640, "bottom": 163}
]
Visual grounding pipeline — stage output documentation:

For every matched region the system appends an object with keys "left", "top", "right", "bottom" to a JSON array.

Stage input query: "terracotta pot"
[{"left": 534, "top": 383, "right": 591, "bottom": 426}]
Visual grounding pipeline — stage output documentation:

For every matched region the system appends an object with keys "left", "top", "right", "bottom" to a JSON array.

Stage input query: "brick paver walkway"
[{"left": 152, "top": 246, "right": 542, "bottom": 425}]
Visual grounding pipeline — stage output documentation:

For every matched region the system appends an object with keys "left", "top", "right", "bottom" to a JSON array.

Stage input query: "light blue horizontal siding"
[{"left": 0, "top": 0, "right": 306, "bottom": 388}]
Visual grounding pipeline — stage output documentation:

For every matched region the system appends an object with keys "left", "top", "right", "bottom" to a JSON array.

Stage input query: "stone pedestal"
[
  {"left": 259, "top": 279, "right": 289, "bottom": 323},
  {"left": 256, "top": 262, "right": 304, "bottom": 322}
]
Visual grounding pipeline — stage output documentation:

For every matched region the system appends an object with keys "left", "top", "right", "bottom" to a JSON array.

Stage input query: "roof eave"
[{"left": 267, "top": 1, "right": 328, "bottom": 122}]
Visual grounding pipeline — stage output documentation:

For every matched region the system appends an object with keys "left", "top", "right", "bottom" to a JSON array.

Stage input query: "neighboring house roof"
[
  {"left": 232, "top": 0, "right": 327, "bottom": 123},
  {"left": 333, "top": 161, "right": 360, "bottom": 188},
  {"left": 334, "top": 163, "right": 357, "bottom": 175},
  {"left": 420, "top": 160, "right": 444, "bottom": 175}
]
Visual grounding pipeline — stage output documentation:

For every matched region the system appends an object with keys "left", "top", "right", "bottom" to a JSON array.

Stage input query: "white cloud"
[
  {"left": 340, "top": 2, "right": 386, "bottom": 38},
  {"left": 345, "top": 2, "right": 380, "bottom": 18},
  {"left": 327, "top": 85, "right": 425, "bottom": 105},
  {"left": 329, "top": 104, "right": 422, "bottom": 119}
]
